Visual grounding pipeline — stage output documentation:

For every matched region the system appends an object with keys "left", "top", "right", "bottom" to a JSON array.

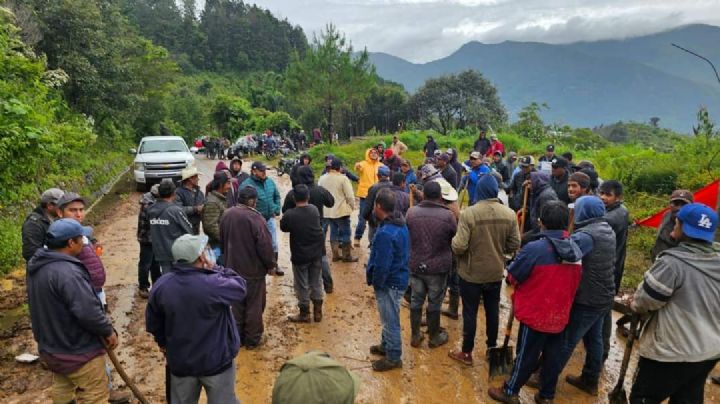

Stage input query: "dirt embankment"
[{"left": 1, "top": 156, "right": 718, "bottom": 403}]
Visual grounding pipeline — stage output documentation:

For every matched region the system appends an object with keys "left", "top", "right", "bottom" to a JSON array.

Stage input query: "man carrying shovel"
[
  {"left": 628, "top": 203, "right": 720, "bottom": 403},
  {"left": 488, "top": 202, "right": 583, "bottom": 403}
]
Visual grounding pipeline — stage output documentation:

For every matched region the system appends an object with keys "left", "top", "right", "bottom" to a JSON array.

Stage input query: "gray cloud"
[{"left": 242, "top": 0, "right": 720, "bottom": 62}]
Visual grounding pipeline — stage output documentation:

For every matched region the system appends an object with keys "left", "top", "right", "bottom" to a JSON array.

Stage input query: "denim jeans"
[
  {"left": 459, "top": 278, "right": 501, "bottom": 353},
  {"left": 170, "top": 360, "right": 240, "bottom": 404},
  {"left": 374, "top": 287, "right": 405, "bottom": 362},
  {"left": 291, "top": 258, "right": 324, "bottom": 306},
  {"left": 138, "top": 242, "right": 161, "bottom": 290},
  {"left": 410, "top": 273, "right": 448, "bottom": 313},
  {"left": 542, "top": 303, "right": 609, "bottom": 398},
  {"left": 354, "top": 198, "right": 366, "bottom": 240},
  {"left": 328, "top": 217, "right": 351, "bottom": 244},
  {"left": 503, "top": 323, "right": 564, "bottom": 397},
  {"left": 266, "top": 216, "right": 278, "bottom": 252}
]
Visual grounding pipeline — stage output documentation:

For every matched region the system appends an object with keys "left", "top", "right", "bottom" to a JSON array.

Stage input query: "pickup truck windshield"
[{"left": 139, "top": 139, "right": 188, "bottom": 154}]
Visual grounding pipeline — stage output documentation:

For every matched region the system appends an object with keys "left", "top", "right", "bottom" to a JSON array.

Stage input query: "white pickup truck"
[{"left": 131, "top": 136, "right": 195, "bottom": 191}]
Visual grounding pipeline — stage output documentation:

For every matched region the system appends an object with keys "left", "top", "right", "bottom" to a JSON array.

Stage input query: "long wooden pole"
[
  {"left": 519, "top": 184, "right": 529, "bottom": 232},
  {"left": 102, "top": 340, "right": 151, "bottom": 404}
]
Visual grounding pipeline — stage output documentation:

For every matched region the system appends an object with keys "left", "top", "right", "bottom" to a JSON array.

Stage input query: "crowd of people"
[{"left": 19, "top": 130, "right": 720, "bottom": 403}]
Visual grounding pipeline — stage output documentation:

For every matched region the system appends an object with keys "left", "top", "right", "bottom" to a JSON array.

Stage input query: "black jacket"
[
  {"left": 550, "top": 170, "right": 570, "bottom": 205},
  {"left": 440, "top": 165, "right": 458, "bottom": 189},
  {"left": 362, "top": 179, "right": 393, "bottom": 227},
  {"left": 137, "top": 191, "right": 156, "bottom": 244},
  {"left": 473, "top": 138, "right": 491, "bottom": 155},
  {"left": 572, "top": 218, "right": 616, "bottom": 308},
  {"left": 22, "top": 206, "right": 52, "bottom": 262},
  {"left": 508, "top": 169, "right": 534, "bottom": 211},
  {"left": 175, "top": 185, "right": 205, "bottom": 234},
  {"left": 280, "top": 205, "right": 324, "bottom": 265},
  {"left": 148, "top": 199, "right": 193, "bottom": 262},
  {"left": 27, "top": 249, "right": 113, "bottom": 356},
  {"left": 282, "top": 166, "right": 335, "bottom": 220},
  {"left": 604, "top": 202, "right": 629, "bottom": 292}
]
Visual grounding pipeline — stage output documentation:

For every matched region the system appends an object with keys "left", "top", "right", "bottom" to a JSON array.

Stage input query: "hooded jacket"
[
  {"left": 137, "top": 191, "right": 156, "bottom": 244},
  {"left": 282, "top": 166, "right": 335, "bottom": 220},
  {"left": 280, "top": 204, "right": 325, "bottom": 265},
  {"left": 220, "top": 205, "right": 275, "bottom": 279},
  {"left": 355, "top": 149, "right": 384, "bottom": 198},
  {"left": 148, "top": 199, "right": 193, "bottom": 263},
  {"left": 318, "top": 170, "right": 355, "bottom": 219},
  {"left": 467, "top": 164, "right": 492, "bottom": 205},
  {"left": 290, "top": 153, "right": 312, "bottom": 187},
  {"left": 407, "top": 200, "right": 457, "bottom": 275},
  {"left": 633, "top": 241, "right": 720, "bottom": 362},
  {"left": 361, "top": 179, "right": 393, "bottom": 226},
  {"left": 453, "top": 175, "right": 521, "bottom": 284},
  {"left": 570, "top": 196, "right": 616, "bottom": 308},
  {"left": 604, "top": 202, "right": 629, "bottom": 292},
  {"left": 366, "top": 210, "right": 410, "bottom": 290},
  {"left": 448, "top": 149, "right": 464, "bottom": 187},
  {"left": 146, "top": 263, "right": 246, "bottom": 377},
  {"left": 175, "top": 185, "right": 205, "bottom": 234},
  {"left": 202, "top": 191, "right": 227, "bottom": 247},
  {"left": 529, "top": 172, "right": 559, "bottom": 231},
  {"left": 27, "top": 249, "right": 113, "bottom": 360},
  {"left": 240, "top": 175, "right": 281, "bottom": 220},
  {"left": 424, "top": 138, "right": 439, "bottom": 158},
  {"left": 473, "top": 136, "right": 491, "bottom": 155},
  {"left": 22, "top": 206, "right": 52, "bottom": 262},
  {"left": 508, "top": 230, "right": 583, "bottom": 333},
  {"left": 550, "top": 170, "right": 570, "bottom": 205}
]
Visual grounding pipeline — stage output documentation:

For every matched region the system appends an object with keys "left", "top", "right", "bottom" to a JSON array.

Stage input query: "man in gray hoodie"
[{"left": 630, "top": 203, "right": 720, "bottom": 403}]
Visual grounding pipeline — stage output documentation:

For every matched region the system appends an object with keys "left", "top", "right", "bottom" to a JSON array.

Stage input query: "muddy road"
[{"left": 2, "top": 156, "right": 718, "bottom": 403}]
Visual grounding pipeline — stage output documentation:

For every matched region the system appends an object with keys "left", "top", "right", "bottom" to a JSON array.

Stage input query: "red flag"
[{"left": 636, "top": 180, "right": 719, "bottom": 228}]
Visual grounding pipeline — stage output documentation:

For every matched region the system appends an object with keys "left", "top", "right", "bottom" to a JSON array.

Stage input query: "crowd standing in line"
[{"left": 19, "top": 131, "right": 720, "bottom": 403}]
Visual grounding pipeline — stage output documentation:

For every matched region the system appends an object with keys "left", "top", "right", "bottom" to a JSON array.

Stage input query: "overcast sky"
[{"left": 240, "top": 0, "right": 720, "bottom": 63}]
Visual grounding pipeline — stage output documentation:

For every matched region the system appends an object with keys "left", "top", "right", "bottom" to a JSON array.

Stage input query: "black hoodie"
[
  {"left": 290, "top": 153, "right": 312, "bottom": 187},
  {"left": 282, "top": 166, "right": 335, "bottom": 220},
  {"left": 27, "top": 249, "right": 113, "bottom": 359}
]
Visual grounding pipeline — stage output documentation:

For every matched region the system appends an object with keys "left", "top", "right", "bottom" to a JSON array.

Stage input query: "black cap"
[
  {"left": 158, "top": 178, "right": 176, "bottom": 197},
  {"left": 330, "top": 157, "right": 342, "bottom": 170},
  {"left": 546, "top": 144, "right": 555, "bottom": 152},
  {"left": 251, "top": 161, "right": 267, "bottom": 171},
  {"left": 551, "top": 157, "right": 568, "bottom": 169}
]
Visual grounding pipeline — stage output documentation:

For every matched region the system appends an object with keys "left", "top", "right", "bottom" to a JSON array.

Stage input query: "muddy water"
[{"left": 1, "top": 155, "right": 719, "bottom": 403}]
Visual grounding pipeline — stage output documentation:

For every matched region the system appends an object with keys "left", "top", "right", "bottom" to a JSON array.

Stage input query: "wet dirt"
[{"left": 1, "top": 156, "right": 719, "bottom": 403}]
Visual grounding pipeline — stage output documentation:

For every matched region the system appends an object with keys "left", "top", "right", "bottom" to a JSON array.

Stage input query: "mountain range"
[{"left": 367, "top": 24, "right": 720, "bottom": 132}]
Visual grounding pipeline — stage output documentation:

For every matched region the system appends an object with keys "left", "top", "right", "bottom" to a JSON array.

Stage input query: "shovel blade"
[
  {"left": 487, "top": 346, "right": 514, "bottom": 377},
  {"left": 608, "top": 386, "right": 628, "bottom": 404}
]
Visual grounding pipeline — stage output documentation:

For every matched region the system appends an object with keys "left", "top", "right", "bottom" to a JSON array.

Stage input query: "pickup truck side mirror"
[{"left": 129, "top": 148, "right": 137, "bottom": 154}]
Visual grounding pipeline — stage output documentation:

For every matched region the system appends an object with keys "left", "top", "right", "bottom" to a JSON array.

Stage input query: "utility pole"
[{"left": 671, "top": 43, "right": 720, "bottom": 86}]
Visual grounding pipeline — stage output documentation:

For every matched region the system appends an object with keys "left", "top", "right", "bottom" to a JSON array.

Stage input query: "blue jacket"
[
  {"left": 366, "top": 211, "right": 410, "bottom": 290},
  {"left": 27, "top": 249, "right": 113, "bottom": 357},
  {"left": 146, "top": 263, "right": 247, "bottom": 377},
  {"left": 403, "top": 169, "right": 417, "bottom": 192},
  {"left": 465, "top": 164, "right": 491, "bottom": 205},
  {"left": 241, "top": 175, "right": 281, "bottom": 220}
]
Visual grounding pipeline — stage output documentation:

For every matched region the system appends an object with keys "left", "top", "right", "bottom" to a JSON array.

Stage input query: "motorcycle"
[{"left": 277, "top": 156, "right": 296, "bottom": 177}]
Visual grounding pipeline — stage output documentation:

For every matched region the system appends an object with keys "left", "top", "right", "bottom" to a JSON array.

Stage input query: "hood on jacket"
[
  {"left": 475, "top": 173, "right": 499, "bottom": 201},
  {"left": 663, "top": 241, "right": 720, "bottom": 282},
  {"left": 383, "top": 209, "right": 406, "bottom": 227},
  {"left": 544, "top": 231, "right": 583, "bottom": 263},
  {"left": 364, "top": 148, "right": 379, "bottom": 164},
  {"left": 449, "top": 148, "right": 459, "bottom": 164},
  {"left": 574, "top": 195, "right": 606, "bottom": 223},
  {"left": 27, "top": 248, "right": 82, "bottom": 276},
  {"left": 300, "top": 153, "right": 312, "bottom": 164},
  {"left": 215, "top": 161, "right": 229, "bottom": 172},
  {"left": 531, "top": 172, "right": 551, "bottom": 195},
  {"left": 140, "top": 191, "right": 156, "bottom": 206},
  {"left": 297, "top": 165, "right": 315, "bottom": 185}
]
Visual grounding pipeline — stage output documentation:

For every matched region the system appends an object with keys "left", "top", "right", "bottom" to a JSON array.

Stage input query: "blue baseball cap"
[
  {"left": 677, "top": 203, "right": 718, "bottom": 242},
  {"left": 46, "top": 218, "right": 92, "bottom": 243},
  {"left": 377, "top": 166, "right": 390, "bottom": 178}
]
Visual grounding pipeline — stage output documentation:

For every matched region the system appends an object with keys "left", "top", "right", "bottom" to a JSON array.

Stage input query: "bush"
[{"left": 631, "top": 167, "right": 678, "bottom": 194}]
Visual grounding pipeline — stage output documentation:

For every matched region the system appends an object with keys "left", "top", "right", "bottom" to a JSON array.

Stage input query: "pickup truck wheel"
[{"left": 136, "top": 182, "right": 148, "bottom": 192}]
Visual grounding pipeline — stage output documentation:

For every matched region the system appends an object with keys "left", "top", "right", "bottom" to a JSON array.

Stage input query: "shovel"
[
  {"left": 488, "top": 305, "right": 515, "bottom": 378},
  {"left": 608, "top": 314, "right": 640, "bottom": 404}
]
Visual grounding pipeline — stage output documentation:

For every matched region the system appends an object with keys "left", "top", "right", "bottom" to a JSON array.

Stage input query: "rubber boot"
[
  {"left": 342, "top": 243, "right": 359, "bottom": 262},
  {"left": 441, "top": 293, "right": 459, "bottom": 320},
  {"left": 427, "top": 310, "right": 448, "bottom": 348},
  {"left": 288, "top": 305, "right": 311, "bottom": 323},
  {"left": 312, "top": 299, "right": 323, "bottom": 322},
  {"left": 274, "top": 252, "right": 285, "bottom": 276},
  {"left": 410, "top": 309, "right": 425, "bottom": 348},
  {"left": 330, "top": 241, "right": 342, "bottom": 262}
]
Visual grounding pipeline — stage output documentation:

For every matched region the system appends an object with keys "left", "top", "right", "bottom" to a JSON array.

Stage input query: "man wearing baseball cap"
[
  {"left": 539, "top": 144, "right": 556, "bottom": 162},
  {"left": 508, "top": 156, "right": 535, "bottom": 212},
  {"left": 460, "top": 151, "right": 491, "bottom": 206},
  {"left": 176, "top": 166, "right": 206, "bottom": 235},
  {"left": 435, "top": 153, "right": 458, "bottom": 189},
  {"left": 272, "top": 351, "right": 360, "bottom": 404},
  {"left": 146, "top": 234, "right": 247, "bottom": 403},
  {"left": 630, "top": 203, "right": 720, "bottom": 403},
  {"left": 361, "top": 165, "right": 394, "bottom": 246},
  {"left": 22, "top": 188, "right": 64, "bottom": 262},
  {"left": 651, "top": 189, "right": 693, "bottom": 261},
  {"left": 27, "top": 219, "right": 119, "bottom": 404}
]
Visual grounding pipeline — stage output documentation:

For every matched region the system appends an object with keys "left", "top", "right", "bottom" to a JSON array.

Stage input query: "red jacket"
[
  {"left": 486, "top": 140, "right": 505, "bottom": 157},
  {"left": 507, "top": 231, "right": 582, "bottom": 333}
]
